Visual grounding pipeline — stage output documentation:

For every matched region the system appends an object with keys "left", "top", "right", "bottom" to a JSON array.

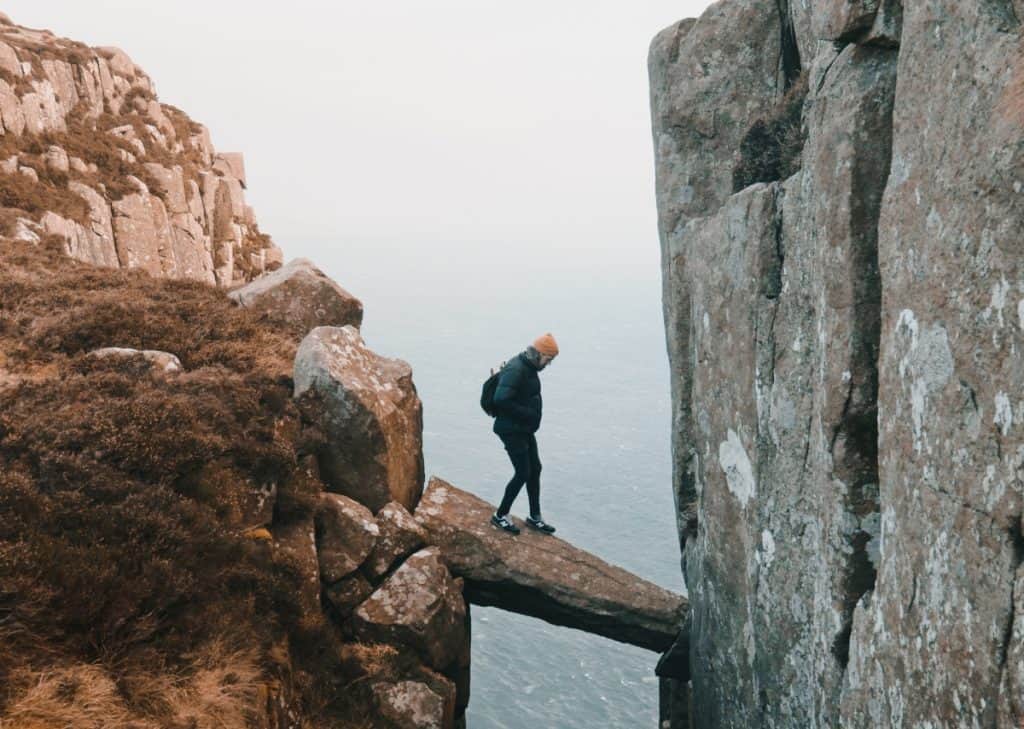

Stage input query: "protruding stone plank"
[{"left": 415, "top": 477, "right": 686, "bottom": 653}]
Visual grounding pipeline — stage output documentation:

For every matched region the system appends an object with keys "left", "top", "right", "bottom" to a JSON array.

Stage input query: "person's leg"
[
  {"left": 496, "top": 433, "right": 531, "bottom": 517},
  {"left": 525, "top": 433, "right": 541, "bottom": 518}
]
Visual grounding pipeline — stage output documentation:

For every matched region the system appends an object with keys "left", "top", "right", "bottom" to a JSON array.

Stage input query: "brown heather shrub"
[
  {"left": 1, "top": 644, "right": 266, "bottom": 729},
  {"left": 0, "top": 241, "right": 384, "bottom": 726},
  {"left": 733, "top": 73, "right": 808, "bottom": 192},
  {"left": 0, "top": 169, "right": 90, "bottom": 224}
]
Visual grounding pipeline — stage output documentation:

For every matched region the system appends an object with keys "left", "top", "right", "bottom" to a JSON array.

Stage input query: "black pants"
[{"left": 496, "top": 431, "right": 541, "bottom": 518}]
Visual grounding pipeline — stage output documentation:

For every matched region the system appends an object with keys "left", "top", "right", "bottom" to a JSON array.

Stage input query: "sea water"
[{"left": 312, "top": 246, "right": 683, "bottom": 729}]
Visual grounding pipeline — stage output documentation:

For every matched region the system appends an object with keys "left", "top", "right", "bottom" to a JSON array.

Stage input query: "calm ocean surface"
[{"left": 309, "top": 245, "right": 683, "bottom": 729}]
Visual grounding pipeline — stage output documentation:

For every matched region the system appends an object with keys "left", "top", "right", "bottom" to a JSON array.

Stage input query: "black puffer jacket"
[{"left": 492, "top": 352, "right": 542, "bottom": 435}]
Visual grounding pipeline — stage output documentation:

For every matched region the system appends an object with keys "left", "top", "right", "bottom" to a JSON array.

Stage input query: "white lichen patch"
[
  {"left": 760, "top": 529, "right": 776, "bottom": 569},
  {"left": 994, "top": 392, "right": 1013, "bottom": 436},
  {"left": 718, "top": 428, "right": 755, "bottom": 507},
  {"left": 896, "top": 310, "right": 954, "bottom": 453}
]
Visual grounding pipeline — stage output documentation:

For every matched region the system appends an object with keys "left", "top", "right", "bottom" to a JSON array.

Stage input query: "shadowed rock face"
[{"left": 414, "top": 477, "right": 686, "bottom": 653}]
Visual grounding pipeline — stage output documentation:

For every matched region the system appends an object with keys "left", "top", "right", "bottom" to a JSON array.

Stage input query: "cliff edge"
[{"left": 651, "top": 0, "right": 1024, "bottom": 726}]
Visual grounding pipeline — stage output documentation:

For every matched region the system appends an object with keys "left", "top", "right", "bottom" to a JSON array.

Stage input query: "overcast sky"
[{"left": 4, "top": 1, "right": 714, "bottom": 281}]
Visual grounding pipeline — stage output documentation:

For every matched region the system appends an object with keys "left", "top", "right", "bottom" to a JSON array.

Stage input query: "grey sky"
[{"left": 4, "top": 1, "right": 713, "bottom": 278}]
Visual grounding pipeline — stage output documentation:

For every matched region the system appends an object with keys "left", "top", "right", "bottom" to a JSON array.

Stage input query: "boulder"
[
  {"left": 97, "top": 46, "right": 135, "bottom": 77},
  {"left": 371, "top": 679, "right": 456, "bottom": 729},
  {"left": 351, "top": 547, "right": 467, "bottom": 671},
  {"left": 325, "top": 572, "right": 374, "bottom": 619},
  {"left": 0, "top": 41, "right": 20, "bottom": 78},
  {"left": 363, "top": 501, "right": 428, "bottom": 581},
  {"left": 415, "top": 478, "right": 686, "bottom": 652},
  {"left": 293, "top": 326, "right": 424, "bottom": 513},
  {"left": 315, "top": 492, "right": 379, "bottom": 583},
  {"left": 213, "top": 152, "right": 246, "bottom": 186},
  {"left": 44, "top": 145, "right": 69, "bottom": 173},
  {"left": 229, "top": 258, "right": 363, "bottom": 335},
  {"left": 88, "top": 347, "right": 183, "bottom": 375},
  {"left": 0, "top": 80, "right": 25, "bottom": 136}
]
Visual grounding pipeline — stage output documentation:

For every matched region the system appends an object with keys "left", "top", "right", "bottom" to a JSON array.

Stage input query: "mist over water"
[{"left": 305, "top": 238, "right": 683, "bottom": 729}]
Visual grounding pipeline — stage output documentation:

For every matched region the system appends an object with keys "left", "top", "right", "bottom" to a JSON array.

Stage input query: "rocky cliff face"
[
  {"left": 651, "top": 0, "right": 1024, "bottom": 726},
  {"left": 0, "top": 13, "right": 280, "bottom": 285}
]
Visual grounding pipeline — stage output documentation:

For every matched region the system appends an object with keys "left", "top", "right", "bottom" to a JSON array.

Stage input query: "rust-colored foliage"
[{"left": 0, "top": 241, "right": 356, "bottom": 723}]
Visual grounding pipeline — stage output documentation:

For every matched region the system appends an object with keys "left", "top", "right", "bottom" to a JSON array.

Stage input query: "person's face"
[{"left": 539, "top": 353, "right": 556, "bottom": 369}]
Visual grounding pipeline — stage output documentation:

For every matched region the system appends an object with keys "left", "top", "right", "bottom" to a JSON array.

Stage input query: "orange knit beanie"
[{"left": 532, "top": 333, "right": 559, "bottom": 357}]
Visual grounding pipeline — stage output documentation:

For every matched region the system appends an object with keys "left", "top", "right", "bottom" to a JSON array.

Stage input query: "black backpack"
[{"left": 480, "top": 362, "right": 506, "bottom": 417}]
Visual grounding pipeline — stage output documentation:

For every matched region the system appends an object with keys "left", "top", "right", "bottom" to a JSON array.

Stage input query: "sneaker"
[
  {"left": 490, "top": 512, "right": 520, "bottom": 535},
  {"left": 526, "top": 515, "right": 556, "bottom": 534}
]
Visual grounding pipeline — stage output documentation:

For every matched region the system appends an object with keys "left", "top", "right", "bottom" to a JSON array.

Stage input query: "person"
[{"left": 489, "top": 333, "right": 559, "bottom": 535}]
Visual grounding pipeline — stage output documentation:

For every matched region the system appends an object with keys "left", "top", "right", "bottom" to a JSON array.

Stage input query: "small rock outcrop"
[
  {"left": 315, "top": 492, "right": 379, "bottom": 583},
  {"left": 372, "top": 680, "right": 455, "bottom": 729},
  {"left": 228, "top": 258, "right": 364, "bottom": 334},
  {"left": 293, "top": 326, "right": 425, "bottom": 513},
  {"left": 88, "top": 346, "right": 182, "bottom": 374},
  {"left": 415, "top": 477, "right": 686, "bottom": 652},
  {"left": 0, "top": 17, "right": 280, "bottom": 285},
  {"left": 351, "top": 547, "right": 468, "bottom": 671},
  {"left": 365, "top": 501, "right": 428, "bottom": 580}
]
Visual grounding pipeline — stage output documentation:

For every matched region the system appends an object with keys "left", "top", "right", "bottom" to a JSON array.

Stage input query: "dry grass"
[
  {"left": 2, "top": 643, "right": 266, "bottom": 729},
  {"left": 0, "top": 170, "right": 90, "bottom": 224}
]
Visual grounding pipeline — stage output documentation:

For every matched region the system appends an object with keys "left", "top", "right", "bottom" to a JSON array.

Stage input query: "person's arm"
[{"left": 493, "top": 366, "right": 535, "bottom": 423}]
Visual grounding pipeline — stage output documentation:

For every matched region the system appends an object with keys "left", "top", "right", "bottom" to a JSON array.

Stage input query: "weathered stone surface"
[
  {"left": 371, "top": 679, "right": 455, "bottom": 729},
  {"left": 663, "top": 45, "right": 897, "bottom": 729},
  {"left": 213, "top": 152, "right": 246, "bottom": 186},
  {"left": 651, "top": 0, "right": 1024, "bottom": 727},
  {"left": 415, "top": 477, "right": 686, "bottom": 652},
  {"left": 649, "top": 0, "right": 782, "bottom": 235},
  {"left": 649, "top": 0, "right": 786, "bottom": 574},
  {"left": 293, "top": 326, "right": 424, "bottom": 513},
  {"left": 315, "top": 492, "right": 379, "bottom": 584},
  {"left": 837, "top": 3, "right": 1024, "bottom": 726},
  {"left": 88, "top": 347, "right": 183, "bottom": 374},
  {"left": 814, "top": 0, "right": 881, "bottom": 41},
  {"left": 112, "top": 191, "right": 175, "bottom": 278},
  {"left": 0, "top": 41, "right": 20, "bottom": 78},
  {"left": 44, "top": 144, "right": 69, "bottom": 173},
  {"left": 0, "top": 79, "right": 24, "bottom": 136},
  {"left": 351, "top": 547, "right": 467, "bottom": 671},
  {"left": 364, "top": 501, "right": 427, "bottom": 581},
  {"left": 229, "top": 258, "right": 364, "bottom": 334},
  {"left": 66, "top": 182, "right": 118, "bottom": 268}
]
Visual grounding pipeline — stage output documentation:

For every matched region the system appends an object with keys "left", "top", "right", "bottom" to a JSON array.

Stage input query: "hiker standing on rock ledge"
[{"left": 487, "top": 333, "right": 559, "bottom": 535}]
